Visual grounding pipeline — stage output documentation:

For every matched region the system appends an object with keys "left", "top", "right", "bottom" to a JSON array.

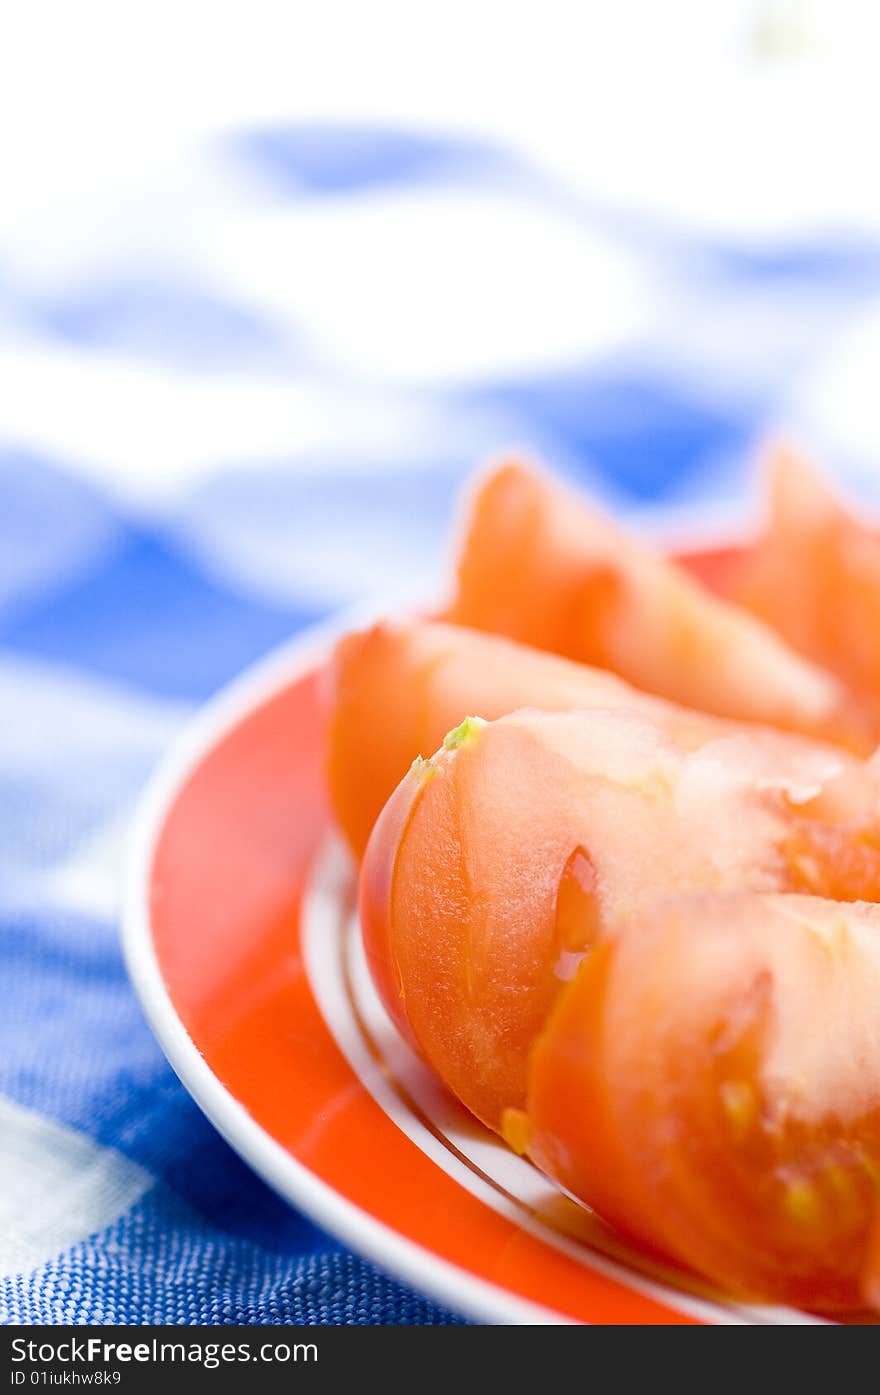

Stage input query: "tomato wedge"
[
  {"left": 326, "top": 619, "right": 738, "bottom": 859},
  {"left": 527, "top": 892, "right": 880, "bottom": 1310},
  {"left": 448, "top": 459, "right": 870, "bottom": 750},
  {"left": 715, "top": 444, "right": 880, "bottom": 722},
  {"left": 359, "top": 707, "right": 875, "bottom": 1131}
]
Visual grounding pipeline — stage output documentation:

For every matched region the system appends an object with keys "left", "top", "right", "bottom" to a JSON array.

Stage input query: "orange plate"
[{"left": 123, "top": 593, "right": 830, "bottom": 1326}]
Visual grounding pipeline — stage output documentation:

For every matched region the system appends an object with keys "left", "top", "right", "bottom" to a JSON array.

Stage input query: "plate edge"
[{"left": 121, "top": 602, "right": 569, "bottom": 1327}]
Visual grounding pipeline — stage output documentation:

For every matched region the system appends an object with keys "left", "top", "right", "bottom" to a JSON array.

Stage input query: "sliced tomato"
[
  {"left": 715, "top": 444, "right": 880, "bottom": 723},
  {"left": 527, "top": 893, "right": 880, "bottom": 1311},
  {"left": 359, "top": 706, "right": 872, "bottom": 1131},
  {"left": 325, "top": 619, "right": 741, "bottom": 859},
  {"left": 447, "top": 459, "right": 870, "bottom": 750}
]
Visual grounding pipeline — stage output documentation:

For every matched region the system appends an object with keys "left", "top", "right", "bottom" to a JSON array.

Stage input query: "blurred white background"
[
  {"left": 2, "top": 0, "right": 880, "bottom": 508},
  {"left": 4, "top": 1, "right": 880, "bottom": 236}
]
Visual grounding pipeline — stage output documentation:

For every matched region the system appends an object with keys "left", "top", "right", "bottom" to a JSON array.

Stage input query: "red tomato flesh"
[
  {"left": 325, "top": 619, "right": 736, "bottom": 859},
  {"left": 359, "top": 707, "right": 878, "bottom": 1133},
  {"left": 528, "top": 893, "right": 880, "bottom": 1310},
  {"left": 448, "top": 459, "right": 871, "bottom": 751}
]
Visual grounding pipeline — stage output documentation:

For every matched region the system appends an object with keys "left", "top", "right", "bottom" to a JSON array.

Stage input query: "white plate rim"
[
  {"left": 122, "top": 604, "right": 571, "bottom": 1326},
  {"left": 123, "top": 525, "right": 820, "bottom": 1329}
]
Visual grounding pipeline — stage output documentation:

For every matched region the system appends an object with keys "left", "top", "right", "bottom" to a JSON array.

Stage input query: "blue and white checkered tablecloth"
[{"left": 3, "top": 107, "right": 880, "bottom": 1325}]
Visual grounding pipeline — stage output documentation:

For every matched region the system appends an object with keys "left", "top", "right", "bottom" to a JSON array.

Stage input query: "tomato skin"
[
  {"left": 527, "top": 893, "right": 880, "bottom": 1310},
  {"left": 326, "top": 618, "right": 731, "bottom": 860},
  {"left": 358, "top": 755, "right": 433, "bottom": 1056},
  {"left": 327, "top": 623, "right": 436, "bottom": 863},
  {"left": 449, "top": 459, "right": 870, "bottom": 750},
  {"left": 717, "top": 445, "right": 880, "bottom": 723},
  {"left": 360, "top": 701, "right": 880, "bottom": 1306},
  {"left": 358, "top": 705, "right": 872, "bottom": 1134},
  {"left": 327, "top": 621, "right": 627, "bottom": 861},
  {"left": 348, "top": 454, "right": 880, "bottom": 1310},
  {"left": 360, "top": 717, "right": 591, "bottom": 1127}
]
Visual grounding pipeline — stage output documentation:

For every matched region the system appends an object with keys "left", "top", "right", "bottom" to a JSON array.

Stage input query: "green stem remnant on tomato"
[{"left": 443, "top": 715, "right": 485, "bottom": 751}]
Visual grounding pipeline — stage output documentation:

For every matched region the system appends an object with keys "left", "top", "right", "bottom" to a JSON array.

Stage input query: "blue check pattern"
[{"left": 1, "top": 121, "right": 877, "bottom": 1325}]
